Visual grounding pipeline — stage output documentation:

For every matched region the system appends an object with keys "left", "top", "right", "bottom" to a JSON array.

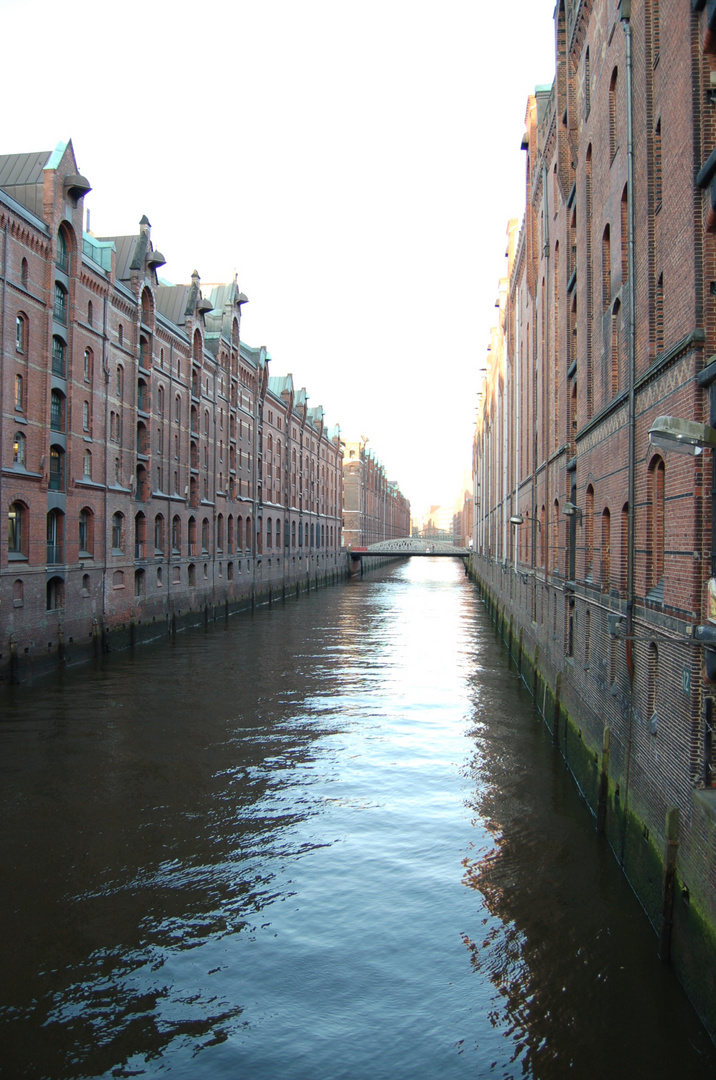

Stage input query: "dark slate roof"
[
  {"left": 0, "top": 150, "right": 51, "bottom": 217},
  {"left": 155, "top": 284, "right": 193, "bottom": 327}
]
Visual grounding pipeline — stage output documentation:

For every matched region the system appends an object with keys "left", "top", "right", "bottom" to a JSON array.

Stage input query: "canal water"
[{"left": 1, "top": 559, "right": 715, "bottom": 1079}]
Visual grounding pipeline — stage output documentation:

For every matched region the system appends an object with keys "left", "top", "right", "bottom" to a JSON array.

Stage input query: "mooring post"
[
  {"left": 597, "top": 726, "right": 611, "bottom": 833},
  {"left": 659, "top": 806, "right": 680, "bottom": 962}
]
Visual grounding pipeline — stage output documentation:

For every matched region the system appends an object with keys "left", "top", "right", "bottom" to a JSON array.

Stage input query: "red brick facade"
[
  {"left": 1, "top": 141, "right": 345, "bottom": 679},
  {"left": 342, "top": 441, "right": 410, "bottom": 548},
  {"left": 472, "top": 1, "right": 716, "bottom": 1035}
]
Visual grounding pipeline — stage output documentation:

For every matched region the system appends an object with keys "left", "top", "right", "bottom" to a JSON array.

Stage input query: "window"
[
  {"left": 217, "top": 514, "right": 224, "bottom": 552},
  {"left": 611, "top": 300, "right": 621, "bottom": 397},
  {"left": 112, "top": 512, "right": 124, "bottom": 552},
  {"left": 47, "top": 509, "right": 63, "bottom": 563},
  {"left": 228, "top": 515, "right": 234, "bottom": 554},
  {"left": 267, "top": 517, "right": 273, "bottom": 549},
  {"left": 46, "top": 576, "right": 65, "bottom": 610},
  {"left": 172, "top": 515, "right": 181, "bottom": 552},
  {"left": 655, "top": 274, "right": 664, "bottom": 354},
  {"left": 56, "top": 228, "right": 69, "bottom": 272},
  {"left": 602, "top": 225, "right": 611, "bottom": 309},
  {"left": 87, "top": 300, "right": 93, "bottom": 325},
  {"left": 54, "top": 282, "right": 67, "bottom": 324},
  {"left": 276, "top": 518, "right": 281, "bottom": 549},
  {"left": 21, "top": 259, "right": 28, "bottom": 288},
  {"left": 49, "top": 445, "right": 64, "bottom": 491},
  {"left": 175, "top": 395, "right": 181, "bottom": 423},
  {"left": 84, "top": 348, "right": 92, "bottom": 382},
  {"left": 13, "top": 432, "right": 26, "bottom": 467},
  {"left": 609, "top": 69, "right": 618, "bottom": 160},
  {"left": 83, "top": 450, "right": 92, "bottom": 479},
  {"left": 157, "top": 385, "right": 164, "bottom": 416},
  {"left": 117, "top": 365, "right": 124, "bottom": 399},
  {"left": 188, "top": 563, "right": 197, "bottom": 586},
  {"left": 648, "top": 456, "right": 665, "bottom": 589},
  {"left": 654, "top": 119, "right": 662, "bottom": 211},
  {"left": 113, "top": 570, "right": 125, "bottom": 589},
  {"left": 585, "top": 485, "right": 594, "bottom": 580},
  {"left": 118, "top": 324, "right": 123, "bottom": 346},
  {"left": 15, "top": 313, "right": 26, "bottom": 352},
  {"left": 135, "top": 513, "right": 146, "bottom": 559},
  {"left": 83, "top": 401, "right": 90, "bottom": 432},
  {"left": 15, "top": 374, "right": 23, "bottom": 411},
  {"left": 8, "top": 502, "right": 26, "bottom": 556},
  {"left": 202, "top": 517, "right": 210, "bottom": 552},
  {"left": 79, "top": 509, "right": 93, "bottom": 555},
  {"left": 50, "top": 390, "right": 64, "bottom": 432},
  {"left": 601, "top": 508, "right": 611, "bottom": 590},
  {"left": 52, "top": 336, "right": 66, "bottom": 377}
]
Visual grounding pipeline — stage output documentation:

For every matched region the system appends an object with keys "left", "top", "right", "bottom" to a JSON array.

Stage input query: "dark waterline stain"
[{"left": 0, "top": 560, "right": 714, "bottom": 1079}]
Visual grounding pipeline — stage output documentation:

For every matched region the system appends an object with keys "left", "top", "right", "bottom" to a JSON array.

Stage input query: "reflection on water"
[{"left": 1, "top": 559, "right": 714, "bottom": 1079}]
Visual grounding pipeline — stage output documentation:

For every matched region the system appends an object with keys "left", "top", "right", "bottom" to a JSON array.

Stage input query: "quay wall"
[
  {"left": 3, "top": 552, "right": 351, "bottom": 684},
  {"left": 469, "top": 555, "right": 716, "bottom": 1043}
]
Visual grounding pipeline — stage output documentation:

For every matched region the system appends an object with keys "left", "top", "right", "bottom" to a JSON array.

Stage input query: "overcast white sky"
[{"left": 3, "top": 0, "right": 555, "bottom": 520}]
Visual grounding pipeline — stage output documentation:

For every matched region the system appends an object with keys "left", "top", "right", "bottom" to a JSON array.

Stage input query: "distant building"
[
  {"left": 342, "top": 442, "right": 410, "bottom": 547},
  {"left": 1, "top": 140, "right": 344, "bottom": 678}
]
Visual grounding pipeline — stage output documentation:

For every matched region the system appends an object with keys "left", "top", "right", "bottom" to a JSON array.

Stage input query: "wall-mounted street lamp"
[
  {"left": 563, "top": 501, "right": 582, "bottom": 522},
  {"left": 509, "top": 515, "right": 524, "bottom": 526},
  {"left": 648, "top": 415, "right": 716, "bottom": 456}
]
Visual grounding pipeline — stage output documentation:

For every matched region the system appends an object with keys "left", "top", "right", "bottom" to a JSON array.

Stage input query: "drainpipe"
[
  {"left": 543, "top": 160, "right": 551, "bottom": 580},
  {"left": 102, "top": 291, "right": 110, "bottom": 623},
  {"left": 515, "top": 286, "right": 521, "bottom": 574},
  {"left": 621, "top": 0, "right": 637, "bottom": 857}
]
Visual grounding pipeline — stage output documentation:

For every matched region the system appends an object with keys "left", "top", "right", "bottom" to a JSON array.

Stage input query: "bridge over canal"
[{"left": 349, "top": 538, "right": 471, "bottom": 560}]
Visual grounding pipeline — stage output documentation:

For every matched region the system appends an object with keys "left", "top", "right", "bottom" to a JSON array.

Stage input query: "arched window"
[
  {"left": 217, "top": 513, "right": 224, "bottom": 552},
  {"left": 21, "top": 258, "right": 28, "bottom": 288},
  {"left": 276, "top": 518, "right": 281, "bottom": 549},
  {"left": 84, "top": 348, "right": 93, "bottom": 382},
  {"left": 83, "top": 449, "right": 92, "bottom": 479},
  {"left": 227, "top": 515, "right": 234, "bottom": 554},
  {"left": 601, "top": 508, "right": 611, "bottom": 590},
  {"left": 611, "top": 300, "right": 621, "bottom": 398},
  {"left": 50, "top": 389, "right": 65, "bottom": 432},
  {"left": 46, "top": 508, "right": 64, "bottom": 563},
  {"left": 13, "top": 432, "right": 26, "bottom": 467},
  {"left": 8, "top": 502, "right": 26, "bottom": 556},
  {"left": 54, "top": 282, "right": 68, "bottom": 325},
  {"left": 157, "top": 384, "right": 164, "bottom": 416},
  {"left": 609, "top": 68, "right": 618, "bottom": 160},
  {"left": 602, "top": 225, "right": 611, "bottom": 309},
  {"left": 49, "top": 445, "right": 64, "bottom": 491},
  {"left": 56, "top": 227, "right": 69, "bottom": 272},
  {"left": 83, "top": 400, "right": 90, "bottom": 433},
  {"left": 585, "top": 485, "right": 594, "bottom": 581},
  {"left": 648, "top": 456, "right": 665, "bottom": 589},
  {"left": 201, "top": 517, "right": 210, "bottom": 552},
  {"left": 154, "top": 514, "right": 165, "bottom": 552},
  {"left": 134, "top": 568, "right": 146, "bottom": 597},
  {"left": 117, "top": 364, "right": 124, "bottom": 399},
  {"left": 79, "top": 508, "right": 93, "bottom": 555},
  {"left": 15, "top": 373, "right": 24, "bottom": 411},
  {"left": 87, "top": 300, "right": 93, "bottom": 325},
  {"left": 15, "top": 312, "right": 27, "bottom": 352},
  {"left": 188, "top": 516, "right": 197, "bottom": 555},
  {"left": 137, "top": 378, "right": 150, "bottom": 413},
  {"left": 111, "top": 512, "right": 124, "bottom": 552},
  {"left": 46, "top": 576, "right": 65, "bottom": 610},
  {"left": 172, "top": 515, "right": 181, "bottom": 552},
  {"left": 52, "top": 335, "right": 66, "bottom": 376},
  {"left": 134, "top": 512, "right": 146, "bottom": 559},
  {"left": 267, "top": 517, "right": 273, "bottom": 549}
]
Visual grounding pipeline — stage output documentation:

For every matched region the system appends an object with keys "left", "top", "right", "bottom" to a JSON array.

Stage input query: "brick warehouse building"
[
  {"left": 472, "top": 1, "right": 716, "bottom": 1035},
  {"left": 342, "top": 440, "right": 411, "bottom": 548},
  {"left": 1, "top": 140, "right": 345, "bottom": 680}
]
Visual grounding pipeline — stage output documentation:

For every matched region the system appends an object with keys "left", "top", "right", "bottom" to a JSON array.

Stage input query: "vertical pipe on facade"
[
  {"left": 514, "top": 286, "right": 520, "bottom": 574},
  {"left": 503, "top": 342, "right": 509, "bottom": 565},
  {"left": 102, "top": 292, "right": 110, "bottom": 620},
  {"left": 622, "top": 0, "right": 637, "bottom": 857},
  {"left": 167, "top": 341, "right": 174, "bottom": 610},
  {"left": 623, "top": 5, "right": 637, "bottom": 669},
  {"left": 542, "top": 161, "right": 550, "bottom": 581}
]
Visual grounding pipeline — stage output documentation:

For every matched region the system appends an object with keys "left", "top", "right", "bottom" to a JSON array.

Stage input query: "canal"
[{"left": 1, "top": 558, "right": 715, "bottom": 1079}]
